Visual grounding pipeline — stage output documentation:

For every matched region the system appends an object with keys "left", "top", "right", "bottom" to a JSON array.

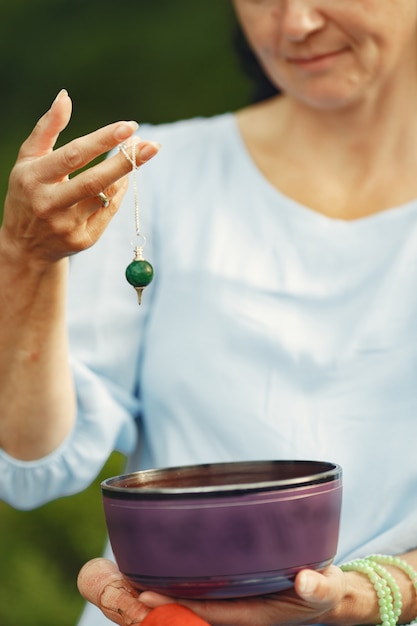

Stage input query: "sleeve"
[
  {"left": 0, "top": 359, "right": 139, "bottom": 510},
  {"left": 0, "top": 130, "right": 159, "bottom": 510}
]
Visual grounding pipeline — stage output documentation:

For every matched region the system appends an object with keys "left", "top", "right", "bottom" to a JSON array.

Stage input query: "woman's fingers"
[
  {"left": 18, "top": 89, "right": 73, "bottom": 159},
  {"left": 55, "top": 140, "right": 160, "bottom": 210},
  {"left": 2, "top": 90, "right": 161, "bottom": 262},
  {"left": 138, "top": 567, "right": 347, "bottom": 626},
  {"left": 139, "top": 591, "right": 272, "bottom": 626},
  {"left": 295, "top": 565, "right": 347, "bottom": 608},
  {"left": 17, "top": 89, "right": 147, "bottom": 188},
  {"left": 77, "top": 558, "right": 152, "bottom": 626},
  {"left": 33, "top": 176, "right": 130, "bottom": 257},
  {"left": 36, "top": 120, "right": 142, "bottom": 184},
  {"left": 20, "top": 140, "right": 160, "bottom": 252},
  {"left": 142, "top": 604, "right": 210, "bottom": 626},
  {"left": 77, "top": 561, "right": 347, "bottom": 626}
]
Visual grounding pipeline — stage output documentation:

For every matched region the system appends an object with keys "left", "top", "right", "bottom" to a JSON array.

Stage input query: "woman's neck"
[{"left": 236, "top": 81, "right": 417, "bottom": 220}]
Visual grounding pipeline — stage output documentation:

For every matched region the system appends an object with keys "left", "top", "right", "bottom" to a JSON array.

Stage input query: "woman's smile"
[
  {"left": 233, "top": 0, "right": 417, "bottom": 109},
  {"left": 285, "top": 47, "right": 350, "bottom": 73}
]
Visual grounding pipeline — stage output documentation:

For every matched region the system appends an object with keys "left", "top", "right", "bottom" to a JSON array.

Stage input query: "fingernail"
[
  {"left": 53, "top": 89, "right": 68, "bottom": 104},
  {"left": 114, "top": 121, "right": 139, "bottom": 141},
  {"left": 298, "top": 571, "right": 316, "bottom": 596},
  {"left": 138, "top": 141, "right": 161, "bottom": 161}
]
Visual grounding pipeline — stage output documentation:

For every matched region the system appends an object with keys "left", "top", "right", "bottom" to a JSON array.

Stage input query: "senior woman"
[{"left": 2, "top": 1, "right": 417, "bottom": 625}]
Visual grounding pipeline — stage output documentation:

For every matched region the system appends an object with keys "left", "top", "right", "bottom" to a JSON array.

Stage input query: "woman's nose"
[{"left": 279, "top": 0, "right": 325, "bottom": 41}]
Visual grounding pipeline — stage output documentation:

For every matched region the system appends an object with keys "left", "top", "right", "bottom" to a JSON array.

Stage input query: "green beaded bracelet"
[
  {"left": 341, "top": 558, "right": 398, "bottom": 626},
  {"left": 340, "top": 555, "right": 417, "bottom": 626},
  {"left": 369, "top": 556, "right": 417, "bottom": 625}
]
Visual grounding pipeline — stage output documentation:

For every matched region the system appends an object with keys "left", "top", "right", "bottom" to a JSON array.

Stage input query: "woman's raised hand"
[
  {"left": 0, "top": 91, "right": 160, "bottom": 462},
  {"left": 1, "top": 89, "right": 160, "bottom": 266}
]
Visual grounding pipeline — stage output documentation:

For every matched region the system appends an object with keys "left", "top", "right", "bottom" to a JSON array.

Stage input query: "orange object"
[{"left": 142, "top": 604, "right": 210, "bottom": 626}]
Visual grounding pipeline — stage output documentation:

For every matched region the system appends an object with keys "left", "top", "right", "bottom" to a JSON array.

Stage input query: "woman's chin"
[{"left": 293, "top": 86, "right": 367, "bottom": 112}]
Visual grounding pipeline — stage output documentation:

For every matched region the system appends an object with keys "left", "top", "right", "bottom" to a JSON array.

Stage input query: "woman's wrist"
[
  {"left": 325, "top": 556, "right": 417, "bottom": 626},
  {"left": 0, "top": 227, "right": 69, "bottom": 312},
  {"left": 0, "top": 226, "right": 67, "bottom": 274},
  {"left": 322, "top": 569, "right": 380, "bottom": 626},
  {"left": 370, "top": 556, "right": 417, "bottom": 625}
]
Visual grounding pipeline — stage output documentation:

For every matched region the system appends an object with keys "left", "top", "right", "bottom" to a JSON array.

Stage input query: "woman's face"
[{"left": 232, "top": 0, "right": 417, "bottom": 110}]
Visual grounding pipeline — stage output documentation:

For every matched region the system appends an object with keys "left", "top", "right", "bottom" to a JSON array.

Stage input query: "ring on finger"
[{"left": 98, "top": 192, "right": 110, "bottom": 208}]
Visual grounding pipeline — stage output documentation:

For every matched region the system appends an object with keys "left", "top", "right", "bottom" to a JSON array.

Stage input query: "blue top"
[{"left": 2, "top": 114, "right": 417, "bottom": 614}]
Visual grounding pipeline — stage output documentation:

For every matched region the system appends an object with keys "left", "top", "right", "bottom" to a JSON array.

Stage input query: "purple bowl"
[{"left": 101, "top": 460, "right": 342, "bottom": 599}]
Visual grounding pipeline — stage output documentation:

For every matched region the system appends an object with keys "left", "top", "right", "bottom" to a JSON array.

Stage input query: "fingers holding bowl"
[
  {"left": 78, "top": 558, "right": 152, "bottom": 626},
  {"left": 137, "top": 569, "right": 344, "bottom": 626}
]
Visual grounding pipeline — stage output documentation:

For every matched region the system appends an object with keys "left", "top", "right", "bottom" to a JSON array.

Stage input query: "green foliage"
[
  {"left": 0, "top": 1, "right": 252, "bottom": 624},
  {"left": 0, "top": 0, "right": 251, "bottom": 210},
  {"left": 0, "top": 452, "right": 125, "bottom": 626}
]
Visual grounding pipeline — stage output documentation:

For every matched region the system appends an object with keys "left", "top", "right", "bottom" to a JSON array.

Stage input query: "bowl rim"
[{"left": 101, "top": 459, "right": 342, "bottom": 499}]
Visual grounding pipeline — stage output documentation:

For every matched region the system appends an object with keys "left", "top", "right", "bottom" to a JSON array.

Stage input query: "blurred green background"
[{"left": 0, "top": 1, "right": 252, "bottom": 625}]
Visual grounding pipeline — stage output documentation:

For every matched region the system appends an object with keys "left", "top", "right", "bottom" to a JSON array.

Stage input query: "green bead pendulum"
[
  {"left": 125, "top": 245, "right": 154, "bottom": 305},
  {"left": 119, "top": 140, "right": 154, "bottom": 306}
]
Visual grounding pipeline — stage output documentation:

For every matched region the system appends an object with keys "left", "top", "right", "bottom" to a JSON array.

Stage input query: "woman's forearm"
[
  {"left": 0, "top": 90, "right": 159, "bottom": 461},
  {"left": 0, "top": 239, "right": 76, "bottom": 460}
]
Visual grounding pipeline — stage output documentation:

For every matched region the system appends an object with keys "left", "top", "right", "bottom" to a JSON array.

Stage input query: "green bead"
[{"left": 125, "top": 259, "right": 154, "bottom": 288}]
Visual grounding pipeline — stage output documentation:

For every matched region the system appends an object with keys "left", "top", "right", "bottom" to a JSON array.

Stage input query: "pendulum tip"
[{"left": 134, "top": 287, "right": 145, "bottom": 305}]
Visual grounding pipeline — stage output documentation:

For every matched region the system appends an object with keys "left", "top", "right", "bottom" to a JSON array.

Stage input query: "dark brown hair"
[{"left": 234, "top": 22, "right": 280, "bottom": 102}]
